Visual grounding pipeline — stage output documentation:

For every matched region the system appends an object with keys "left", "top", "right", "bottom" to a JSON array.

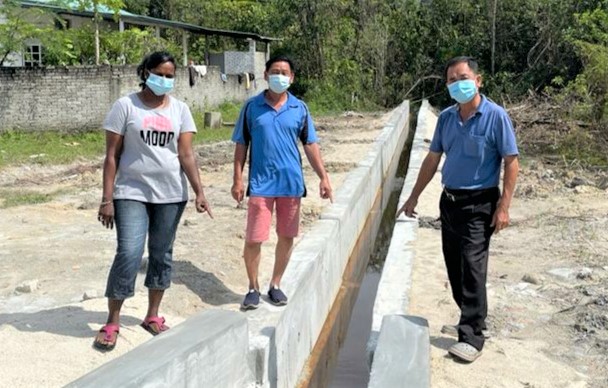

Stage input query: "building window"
[{"left": 24, "top": 44, "right": 42, "bottom": 67}]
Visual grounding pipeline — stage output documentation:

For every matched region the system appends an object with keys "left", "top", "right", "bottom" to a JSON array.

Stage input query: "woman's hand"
[
  {"left": 195, "top": 193, "right": 213, "bottom": 218},
  {"left": 97, "top": 202, "right": 115, "bottom": 229}
]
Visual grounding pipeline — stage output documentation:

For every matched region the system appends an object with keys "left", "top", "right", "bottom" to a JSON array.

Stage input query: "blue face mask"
[
  {"left": 146, "top": 73, "right": 174, "bottom": 96},
  {"left": 268, "top": 74, "right": 291, "bottom": 94},
  {"left": 447, "top": 79, "right": 477, "bottom": 104}
]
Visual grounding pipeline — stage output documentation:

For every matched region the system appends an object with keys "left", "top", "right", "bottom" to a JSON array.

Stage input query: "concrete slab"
[
  {"left": 358, "top": 148, "right": 383, "bottom": 211},
  {"left": 368, "top": 315, "right": 430, "bottom": 388},
  {"left": 321, "top": 166, "right": 373, "bottom": 264},
  {"left": 67, "top": 310, "right": 252, "bottom": 388},
  {"left": 367, "top": 221, "right": 417, "bottom": 355}
]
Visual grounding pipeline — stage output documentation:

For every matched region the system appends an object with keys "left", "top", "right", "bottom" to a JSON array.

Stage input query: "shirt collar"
[
  {"left": 256, "top": 91, "right": 296, "bottom": 107},
  {"left": 449, "top": 94, "right": 488, "bottom": 118},
  {"left": 255, "top": 90, "right": 298, "bottom": 109}
]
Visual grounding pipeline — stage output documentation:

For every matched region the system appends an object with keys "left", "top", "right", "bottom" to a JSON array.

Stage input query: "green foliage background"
[
  {"left": 151, "top": 0, "right": 607, "bottom": 126},
  {"left": 2, "top": 0, "right": 608, "bottom": 126}
]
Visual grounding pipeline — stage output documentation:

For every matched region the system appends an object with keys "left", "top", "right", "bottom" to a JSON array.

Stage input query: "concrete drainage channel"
[
  {"left": 298, "top": 110, "right": 413, "bottom": 388},
  {"left": 328, "top": 114, "right": 414, "bottom": 387},
  {"left": 67, "top": 100, "right": 434, "bottom": 388},
  {"left": 367, "top": 100, "right": 434, "bottom": 387},
  {"left": 316, "top": 101, "right": 432, "bottom": 388}
]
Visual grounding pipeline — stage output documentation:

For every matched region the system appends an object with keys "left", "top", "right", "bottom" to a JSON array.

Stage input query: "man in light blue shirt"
[
  {"left": 397, "top": 56, "right": 519, "bottom": 362},
  {"left": 232, "top": 56, "right": 333, "bottom": 310},
  {"left": 429, "top": 93, "right": 518, "bottom": 190}
]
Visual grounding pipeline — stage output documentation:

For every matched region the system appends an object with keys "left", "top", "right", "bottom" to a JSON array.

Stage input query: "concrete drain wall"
[
  {"left": 68, "top": 100, "right": 411, "bottom": 388},
  {"left": 367, "top": 100, "right": 436, "bottom": 388}
]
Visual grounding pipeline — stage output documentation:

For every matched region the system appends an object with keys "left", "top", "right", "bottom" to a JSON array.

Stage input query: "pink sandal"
[
  {"left": 93, "top": 323, "right": 119, "bottom": 351},
  {"left": 140, "top": 316, "right": 169, "bottom": 336}
]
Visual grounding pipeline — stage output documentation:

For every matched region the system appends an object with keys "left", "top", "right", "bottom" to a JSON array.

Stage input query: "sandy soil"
[
  {"left": 2, "top": 107, "right": 607, "bottom": 388},
  {"left": 0, "top": 112, "right": 388, "bottom": 387},
  {"left": 408, "top": 140, "right": 608, "bottom": 386}
]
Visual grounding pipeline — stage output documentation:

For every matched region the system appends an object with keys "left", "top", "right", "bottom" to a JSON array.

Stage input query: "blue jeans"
[{"left": 105, "top": 199, "right": 186, "bottom": 299}]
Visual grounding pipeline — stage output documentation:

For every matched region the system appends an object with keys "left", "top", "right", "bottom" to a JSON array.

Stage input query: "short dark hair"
[
  {"left": 137, "top": 51, "right": 176, "bottom": 87},
  {"left": 444, "top": 56, "right": 479, "bottom": 81},
  {"left": 265, "top": 55, "right": 295, "bottom": 73}
]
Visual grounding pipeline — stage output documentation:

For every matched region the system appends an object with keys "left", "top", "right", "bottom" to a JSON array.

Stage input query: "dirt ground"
[
  {"left": 407, "top": 112, "right": 608, "bottom": 388},
  {"left": 1, "top": 107, "right": 607, "bottom": 387},
  {"left": 410, "top": 166, "right": 608, "bottom": 388}
]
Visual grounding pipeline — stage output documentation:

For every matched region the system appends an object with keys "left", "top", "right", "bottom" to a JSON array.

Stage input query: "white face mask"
[
  {"left": 146, "top": 73, "right": 174, "bottom": 96},
  {"left": 268, "top": 74, "right": 291, "bottom": 93},
  {"left": 447, "top": 79, "right": 477, "bottom": 104}
]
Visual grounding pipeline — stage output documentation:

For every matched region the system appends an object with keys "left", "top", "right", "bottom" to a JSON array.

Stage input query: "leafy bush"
[
  {"left": 41, "top": 25, "right": 180, "bottom": 66},
  {"left": 559, "top": 8, "right": 608, "bottom": 125}
]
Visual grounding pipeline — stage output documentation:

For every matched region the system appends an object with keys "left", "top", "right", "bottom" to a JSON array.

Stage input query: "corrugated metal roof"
[{"left": 20, "top": 0, "right": 280, "bottom": 42}]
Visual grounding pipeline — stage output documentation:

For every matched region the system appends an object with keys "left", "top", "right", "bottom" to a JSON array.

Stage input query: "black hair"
[
  {"left": 443, "top": 56, "right": 479, "bottom": 81},
  {"left": 137, "top": 51, "right": 176, "bottom": 89},
  {"left": 265, "top": 55, "right": 295, "bottom": 73}
]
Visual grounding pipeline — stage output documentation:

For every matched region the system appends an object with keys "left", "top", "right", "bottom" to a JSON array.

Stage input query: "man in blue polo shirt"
[
  {"left": 232, "top": 55, "right": 333, "bottom": 310},
  {"left": 397, "top": 56, "right": 519, "bottom": 362}
]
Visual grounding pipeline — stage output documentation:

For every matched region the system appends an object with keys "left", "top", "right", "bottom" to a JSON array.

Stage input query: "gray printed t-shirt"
[{"left": 103, "top": 93, "right": 196, "bottom": 203}]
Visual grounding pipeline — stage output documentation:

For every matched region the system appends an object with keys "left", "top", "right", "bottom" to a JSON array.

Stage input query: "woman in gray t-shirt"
[{"left": 94, "top": 51, "right": 213, "bottom": 351}]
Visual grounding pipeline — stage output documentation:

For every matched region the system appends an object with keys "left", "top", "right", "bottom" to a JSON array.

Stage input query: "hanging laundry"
[
  {"left": 244, "top": 72, "right": 251, "bottom": 89},
  {"left": 188, "top": 64, "right": 197, "bottom": 87},
  {"left": 193, "top": 65, "right": 207, "bottom": 77}
]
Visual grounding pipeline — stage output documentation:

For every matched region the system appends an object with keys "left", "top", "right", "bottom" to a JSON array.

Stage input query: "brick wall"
[{"left": 0, "top": 65, "right": 265, "bottom": 131}]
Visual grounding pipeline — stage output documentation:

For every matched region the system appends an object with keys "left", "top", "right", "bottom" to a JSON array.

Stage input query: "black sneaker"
[
  {"left": 268, "top": 286, "right": 288, "bottom": 306},
  {"left": 241, "top": 289, "right": 260, "bottom": 310}
]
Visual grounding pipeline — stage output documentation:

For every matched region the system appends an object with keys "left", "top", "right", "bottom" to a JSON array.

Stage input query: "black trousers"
[{"left": 439, "top": 187, "right": 499, "bottom": 351}]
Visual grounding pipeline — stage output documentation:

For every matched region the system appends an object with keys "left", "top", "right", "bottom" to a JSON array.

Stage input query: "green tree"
[
  {"left": 57, "top": 0, "right": 125, "bottom": 65},
  {"left": 41, "top": 24, "right": 179, "bottom": 65},
  {"left": 111, "top": 0, "right": 608, "bottom": 118},
  {"left": 0, "top": 0, "right": 48, "bottom": 66},
  {"left": 561, "top": 6, "right": 608, "bottom": 124},
  {"left": 101, "top": 26, "right": 180, "bottom": 63}
]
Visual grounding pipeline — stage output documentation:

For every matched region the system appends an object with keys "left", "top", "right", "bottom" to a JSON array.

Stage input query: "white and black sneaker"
[
  {"left": 241, "top": 289, "right": 260, "bottom": 310},
  {"left": 268, "top": 286, "right": 288, "bottom": 306}
]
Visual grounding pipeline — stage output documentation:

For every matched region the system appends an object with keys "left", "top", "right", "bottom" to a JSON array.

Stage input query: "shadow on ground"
[
  {"left": 172, "top": 260, "right": 242, "bottom": 306},
  {"left": 0, "top": 306, "right": 140, "bottom": 338},
  {"left": 430, "top": 335, "right": 457, "bottom": 351}
]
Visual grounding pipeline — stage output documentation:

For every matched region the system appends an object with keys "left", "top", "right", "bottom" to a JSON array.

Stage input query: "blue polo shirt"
[
  {"left": 429, "top": 95, "right": 518, "bottom": 190},
  {"left": 232, "top": 91, "right": 318, "bottom": 197}
]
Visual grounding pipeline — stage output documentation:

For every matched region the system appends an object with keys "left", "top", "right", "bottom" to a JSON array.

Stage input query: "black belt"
[{"left": 443, "top": 187, "right": 497, "bottom": 202}]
